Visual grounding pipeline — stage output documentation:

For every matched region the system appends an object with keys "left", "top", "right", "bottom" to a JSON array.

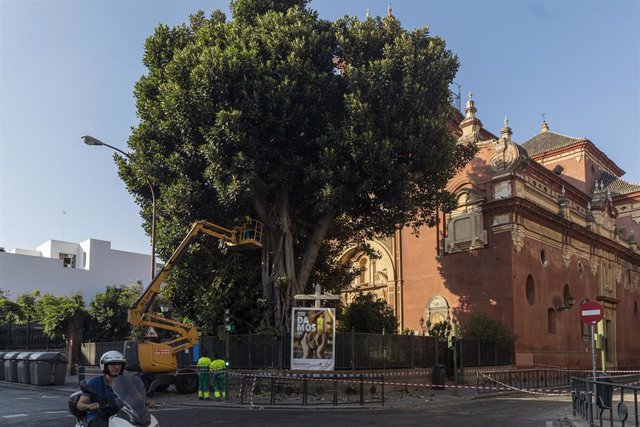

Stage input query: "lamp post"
[{"left": 82, "top": 135, "right": 156, "bottom": 280}]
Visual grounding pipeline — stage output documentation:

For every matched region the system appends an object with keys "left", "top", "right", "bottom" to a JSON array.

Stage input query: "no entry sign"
[{"left": 580, "top": 301, "right": 604, "bottom": 324}]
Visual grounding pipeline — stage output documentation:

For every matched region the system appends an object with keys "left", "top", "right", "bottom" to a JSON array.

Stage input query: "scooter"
[{"left": 68, "top": 374, "right": 159, "bottom": 427}]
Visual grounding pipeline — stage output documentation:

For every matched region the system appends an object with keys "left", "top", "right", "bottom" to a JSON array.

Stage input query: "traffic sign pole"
[{"left": 591, "top": 324, "right": 596, "bottom": 385}]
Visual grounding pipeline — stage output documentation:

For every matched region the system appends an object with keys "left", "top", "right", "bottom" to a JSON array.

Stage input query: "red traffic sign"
[{"left": 580, "top": 301, "right": 604, "bottom": 324}]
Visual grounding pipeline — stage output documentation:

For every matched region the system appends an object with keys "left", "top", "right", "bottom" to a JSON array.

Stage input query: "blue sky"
[{"left": 1, "top": 0, "right": 638, "bottom": 257}]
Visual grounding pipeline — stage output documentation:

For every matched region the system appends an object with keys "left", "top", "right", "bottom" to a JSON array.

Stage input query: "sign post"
[{"left": 580, "top": 301, "right": 604, "bottom": 397}]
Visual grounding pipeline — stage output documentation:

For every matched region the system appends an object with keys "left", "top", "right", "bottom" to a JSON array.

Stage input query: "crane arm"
[{"left": 127, "top": 219, "right": 262, "bottom": 358}]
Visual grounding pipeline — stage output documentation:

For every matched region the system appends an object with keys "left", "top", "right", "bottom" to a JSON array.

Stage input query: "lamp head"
[{"left": 81, "top": 135, "right": 104, "bottom": 146}]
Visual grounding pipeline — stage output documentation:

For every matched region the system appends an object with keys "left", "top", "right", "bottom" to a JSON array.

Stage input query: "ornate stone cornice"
[{"left": 481, "top": 196, "right": 640, "bottom": 264}]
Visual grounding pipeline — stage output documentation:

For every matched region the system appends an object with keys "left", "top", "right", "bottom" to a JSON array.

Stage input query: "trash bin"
[
  {"left": 3, "top": 352, "right": 21, "bottom": 382},
  {"left": 30, "top": 352, "right": 68, "bottom": 385},
  {"left": 16, "top": 352, "right": 34, "bottom": 384},
  {"left": 0, "top": 352, "right": 6, "bottom": 380},
  {"left": 52, "top": 352, "right": 68, "bottom": 385},
  {"left": 432, "top": 364, "right": 446, "bottom": 390},
  {"left": 28, "top": 352, "right": 45, "bottom": 385},
  {"left": 595, "top": 373, "right": 613, "bottom": 409}
]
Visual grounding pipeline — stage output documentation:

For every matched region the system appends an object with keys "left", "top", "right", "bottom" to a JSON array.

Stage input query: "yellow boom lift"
[{"left": 123, "top": 219, "right": 263, "bottom": 394}]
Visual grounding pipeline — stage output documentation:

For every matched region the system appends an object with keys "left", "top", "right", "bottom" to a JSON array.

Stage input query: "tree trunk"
[
  {"left": 65, "top": 315, "right": 83, "bottom": 375},
  {"left": 259, "top": 193, "right": 333, "bottom": 335}
]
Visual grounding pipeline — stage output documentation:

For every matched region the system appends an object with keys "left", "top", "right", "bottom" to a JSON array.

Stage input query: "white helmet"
[{"left": 100, "top": 350, "right": 126, "bottom": 374}]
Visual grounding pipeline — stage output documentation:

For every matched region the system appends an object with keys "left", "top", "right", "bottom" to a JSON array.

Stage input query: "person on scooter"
[{"left": 77, "top": 350, "right": 126, "bottom": 427}]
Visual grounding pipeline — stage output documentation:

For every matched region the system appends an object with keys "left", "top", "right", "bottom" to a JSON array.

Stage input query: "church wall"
[
  {"left": 510, "top": 231, "right": 596, "bottom": 368},
  {"left": 400, "top": 224, "right": 514, "bottom": 337}
]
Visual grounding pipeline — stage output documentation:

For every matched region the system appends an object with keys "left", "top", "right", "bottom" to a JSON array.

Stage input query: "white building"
[{"left": 0, "top": 238, "right": 152, "bottom": 302}]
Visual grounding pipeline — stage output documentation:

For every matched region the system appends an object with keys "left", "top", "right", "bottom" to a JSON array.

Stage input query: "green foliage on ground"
[{"left": 338, "top": 293, "right": 398, "bottom": 333}]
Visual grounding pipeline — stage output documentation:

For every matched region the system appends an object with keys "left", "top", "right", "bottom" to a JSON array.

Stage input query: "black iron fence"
[
  {"left": 458, "top": 338, "right": 513, "bottom": 367},
  {"left": 178, "top": 333, "right": 511, "bottom": 371},
  {"left": 10, "top": 328, "right": 513, "bottom": 372},
  {"left": 572, "top": 375, "right": 640, "bottom": 426},
  {"left": 0, "top": 321, "right": 64, "bottom": 350}
]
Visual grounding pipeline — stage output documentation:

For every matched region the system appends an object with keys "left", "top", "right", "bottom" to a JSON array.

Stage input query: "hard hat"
[{"left": 100, "top": 350, "right": 126, "bottom": 374}]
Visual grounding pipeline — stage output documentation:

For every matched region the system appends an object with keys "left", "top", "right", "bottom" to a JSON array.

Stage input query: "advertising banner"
[{"left": 290, "top": 307, "right": 336, "bottom": 371}]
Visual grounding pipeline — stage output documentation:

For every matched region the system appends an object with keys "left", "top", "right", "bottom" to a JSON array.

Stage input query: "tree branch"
[{"left": 295, "top": 212, "right": 332, "bottom": 294}]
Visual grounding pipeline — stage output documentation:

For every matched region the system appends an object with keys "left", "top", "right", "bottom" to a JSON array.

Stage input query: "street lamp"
[
  {"left": 82, "top": 135, "right": 156, "bottom": 280},
  {"left": 556, "top": 295, "right": 576, "bottom": 312}
]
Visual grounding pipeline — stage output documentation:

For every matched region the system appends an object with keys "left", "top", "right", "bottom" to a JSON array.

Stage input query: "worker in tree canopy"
[
  {"left": 210, "top": 353, "right": 226, "bottom": 401},
  {"left": 196, "top": 351, "right": 212, "bottom": 400}
]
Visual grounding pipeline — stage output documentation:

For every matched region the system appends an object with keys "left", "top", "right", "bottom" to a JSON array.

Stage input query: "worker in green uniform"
[
  {"left": 196, "top": 351, "right": 212, "bottom": 400},
  {"left": 210, "top": 353, "right": 226, "bottom": 401}
]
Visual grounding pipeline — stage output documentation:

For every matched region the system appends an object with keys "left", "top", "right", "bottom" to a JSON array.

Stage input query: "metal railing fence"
[
  {"left": 0, "top": 321, "right": 64, "bottom": 350},
  {"left": 572, "top": 375, "right": 640, "bottom": 427},
  {"left": 81, "top": 333, "right": 513, "bottom": 371}
]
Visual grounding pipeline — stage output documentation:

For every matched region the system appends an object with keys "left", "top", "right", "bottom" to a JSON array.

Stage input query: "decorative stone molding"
[
  {"left": 492, "top": 214, "right": 509, "bottom": 226},
  {"left": 512, "top": 225, "right": 525, "bottom": 253},
  {"left": 590, "top": 256, "right": 599, "bottom": 276},
  {"left": 562, "top": 246, "right": 572, "bottom": 268},
  {"left": 445, "top": 211, "right": 487, "bottom": 253},
  {"left": 490, "top": 141, "right": 519, "bottom": 173},
  {"left": 493, "top": 181, "right": 512, "bottom": 200}
]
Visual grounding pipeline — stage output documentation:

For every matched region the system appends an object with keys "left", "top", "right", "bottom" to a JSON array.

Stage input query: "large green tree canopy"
[{"left": 120, "top": 0, "right": 474, "bottom": 333}]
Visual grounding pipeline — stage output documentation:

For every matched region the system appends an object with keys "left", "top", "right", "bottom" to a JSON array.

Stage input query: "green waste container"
[{"left": 16, "top": 352, "right": 34, "bottom": 384}]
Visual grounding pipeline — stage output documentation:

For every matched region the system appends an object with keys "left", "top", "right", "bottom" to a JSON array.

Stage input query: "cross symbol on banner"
[{"left": 293, "top": 284, "right": 340, "bottom": 308}]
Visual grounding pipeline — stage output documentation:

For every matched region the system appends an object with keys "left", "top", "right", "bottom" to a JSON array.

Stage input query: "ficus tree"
[{"left": 118, "top": 0, "right": 474, "bottom": 334}]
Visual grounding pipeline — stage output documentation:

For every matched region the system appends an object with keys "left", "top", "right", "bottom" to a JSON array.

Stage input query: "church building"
[{"left": 340, "top": 93, "right": 640, "bottom": 368}]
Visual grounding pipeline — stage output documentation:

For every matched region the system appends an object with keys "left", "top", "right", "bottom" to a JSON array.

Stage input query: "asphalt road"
[
  {"left": 0, "top": 384, "right": 72, "bottom": 426},
  {"left": 0, "top": 383, "right": 582, "bottom": 427}
]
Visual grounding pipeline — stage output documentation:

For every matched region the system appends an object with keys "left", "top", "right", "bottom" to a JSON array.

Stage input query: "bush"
[
  {"left": 461, "top": 312, "right": 512, "bottom": 344},
  {"left": 338, "top": 293, "right": 397, "bottom": 333}
]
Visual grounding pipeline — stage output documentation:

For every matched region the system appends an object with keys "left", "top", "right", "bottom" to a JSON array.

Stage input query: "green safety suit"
[
  {"left": 196, "top": 356, "right": 212, "bottom": 399},
  {"left": 210, "top": 358, "right": 226, "bottom": 400}
]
